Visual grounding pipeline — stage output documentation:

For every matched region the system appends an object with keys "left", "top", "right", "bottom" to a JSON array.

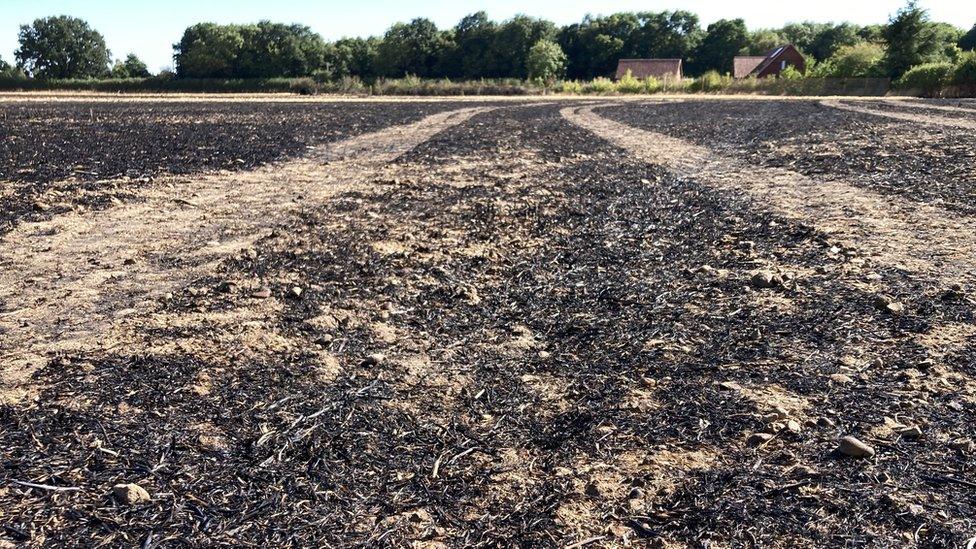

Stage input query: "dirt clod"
[
  {"left": 748, "top": 432, "right": 776, "bottom": 446},
  {"left": 897, "top": 426, "right": 923, "bottom": 439},
  {"left": 830, "top": 373, "right": 854, "bottom": 384},
  {"left": 949, "top": 438, "right": 974, "bottom": 453},
  {"left": 362, "top": 353, "right": 387, "bottom": 366},
  {"left": 874, "top": 295, "right": 904, "bottom": 314},
  {"left": 837, "top": 436, "right": 875, "bottom": 458},
  {"left": 751, "top": 270, "right": 784, "bottom": 289},
  {"left": 112, "top": 483, "right": 151, "bottom": 505},
  {"left": 791, "top": 465, "right": 819, "bottom": 478}
]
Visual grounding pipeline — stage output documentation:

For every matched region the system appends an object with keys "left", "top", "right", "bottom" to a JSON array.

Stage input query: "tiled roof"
[
  {"left": 752, "top": 45, "right": 797, "bottom": 77},
  {"left": 734, "top": 45, "right": 805, "bottom": 78},
  {"left": 615, "top": 59, "right": 683, "bottom": 80},
  {"left": 733, "top": 56, "right": 765, "bottom": 79}
]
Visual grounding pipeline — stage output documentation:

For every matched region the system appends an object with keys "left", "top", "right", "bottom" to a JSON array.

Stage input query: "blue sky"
[{"left": 1, "top": 0, "right": 974, "bottom": 71}]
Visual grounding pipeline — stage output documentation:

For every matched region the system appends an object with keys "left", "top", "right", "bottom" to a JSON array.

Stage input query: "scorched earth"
[{"left": 1, "top": 95, "right": 975, "bottom": 547}]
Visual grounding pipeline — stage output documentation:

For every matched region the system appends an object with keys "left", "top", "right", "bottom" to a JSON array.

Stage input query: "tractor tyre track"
[
  {"left": 822, "top": 99, "right": 976, "bottom": 129},
  {"left": 884, "top": 98, "right": 976, "bottom": 115},
  {"left": 0, "top": 106, "right": 491, "bottom": 403},
  {"left": 563, "top": 104, "right": 976, "bottom": 288}
]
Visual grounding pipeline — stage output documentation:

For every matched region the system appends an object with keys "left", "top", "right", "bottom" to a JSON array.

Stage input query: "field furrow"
[
  {"left": 564, "top": 104, "right": 976, "bottom": 286},
  {"left": 822, "top": 99, "right": 976, "bottom": 129}
]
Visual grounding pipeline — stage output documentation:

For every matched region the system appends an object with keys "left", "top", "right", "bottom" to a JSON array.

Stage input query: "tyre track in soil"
[
  {"left": 561, "top": 102, "right": 976, "bottom": 545},
  {"left": 564, "top": 102, "right": 976, "bottom": 428},
  {"left": 821, "top": 99, "right": 976, "bottom": 129},
  {"left": 0, "top": 106, "right": 492, "bottom": 404},
  {"left": 564, "top": 103, "right": 976, "bottom": 288},
  {"left": 885, "top": 98, "right": 976, "bottom": 115}
]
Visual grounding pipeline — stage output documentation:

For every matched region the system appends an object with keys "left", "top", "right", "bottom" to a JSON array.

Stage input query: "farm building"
[
  {"left": 733, "top": 45, "right": 806, "bottom": 78},
  {"left": 615, "top": 59, "right": 683, "bottom": 81}
]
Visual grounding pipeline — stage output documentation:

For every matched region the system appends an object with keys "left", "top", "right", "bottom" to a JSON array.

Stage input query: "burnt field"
[
  {"left": 599, "top": 99, "right": 976, "bottom": 216},
  {"left": 0, "top": 99, "right": 472, "bottom": 237},
  {"left": 1, "top": 97, "right": 975, "bottom": 547}
]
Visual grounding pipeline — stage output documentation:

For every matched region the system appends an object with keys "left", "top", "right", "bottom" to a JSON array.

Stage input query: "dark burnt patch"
[
  {"left": 599, "top": 100, "right": 976, "bottom": 216},
  {"left": 0, "top": 100, "right": 478, "bottom": 236}
]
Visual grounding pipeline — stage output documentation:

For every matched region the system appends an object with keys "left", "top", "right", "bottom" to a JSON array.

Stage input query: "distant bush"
[
  {"left": 0, "top": 64, "right": 27, "bottom": 80},
  {"left": 288, "top": 77, "right": 318, "bottom": 95},
  {"left": 335, "top": 76, "right": 368, "bottom": 94},
  {"left": 526, "top": 39, "right": 567, "bottom": 84},
  {"left": 661, "top": 76, "right": 692, "bottom": 93},
  {"left": 779, "top": 65, "right": 804, "bottom": 80},
  {"left": 813, "top": 42, "right": 887, "bottom": 78},
  {"left": 643, "top": 76, "right": 662, "bottom": 94},
  {"left": 895, "top": 62, "right": 954, "bottom": 94},
  {"left": 371, "top": 76, "right": 536, "bottom": 96},
  {"left": 558, "top": 80, "right": 583, "bottom": 94},
  {"left": 0, "top": 74, "right": 895, "bottom": 97},
  {"left": 583, "top": 77, "right": 615, "bottom": 94},
  {"left": 615, "top": 70, "right": 644, "bottom": 93},
  {"left": 0, "top": 75, "right": 320, "bottom": 93},
  {"left": 692, "top": 70, "right": 732, "bottom": 92},
  {"left": 953, "top": 51, "right": 976, "bottom": 85},
  {"left": 111, "top": 54, "right": 152, "bottom": 78}
]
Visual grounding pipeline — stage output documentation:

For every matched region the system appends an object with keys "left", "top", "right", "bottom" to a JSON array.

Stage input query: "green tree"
[
  {"left": 630, "top": 11, "right": 701, "bottom": 60},
  {"left": 558, "top": 11, "right": 700, "bottom": 80},
  {"left": 376, "top": 18, "right": 452, "bottom": 77},
  {"left": 779, "top": 22, "right": 865, "bottom": 61},
  {"left": 111, "top": 53, "right": 151, "bottom": 78},
  {"left": 174, "top": 23, "right": 244, "bottom": 78},
  {"left": 814, "top": 42, "right": 886, "bottom": 77},
  {"left": 925, "top": 22, "right": 964, "bottom": 62},
  {"left": 954, "top": 51, "right": 976, "bottom": 84},
  {"left": 526, "top": 39, "right": 567, "bottom": 82},
  {"left": 810, "top": 23, "right": 863, "bottom": 60},
  {"left": 558, "top": 14, "right": 637, "bottom": 80},
  {"left": 0, "top": 56, "right": 26, "bottom": 79},
  {"left": 452, "top": 12, "right": 498, "bottom": 79},
  {"left": 883, "top": 1, "right": 950, "bottom": 77},
  {"left": 235, "top": 22, "right": 328, "bottom": 78},
  {"left": 491, "top": 15, "right": 556, "bottom": 79},
  {"left": 693, "top": 19, "right": 750, "bottom": 74},
  {"left": 961, "top": 24, "right": 976, "bottom": 51},
  {"left": 174, "top": 22, "right": 327, "bottom": 78},
  {"left": 325, "top": 37, "right": 379, "bottom": 79},
  {"left": 780, "top": 22, "right": 830, "bottom": 56},
  {"left": 859, "top": 24, "right": 886, "bottom": 43},
  {"left": 15, "top": 16, "right": 111, "bottom": 78},
  {"left": 749, "top": 29, "right": 784, "bottom": 55}
]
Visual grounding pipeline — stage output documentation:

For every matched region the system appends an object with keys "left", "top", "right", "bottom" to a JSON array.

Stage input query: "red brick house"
[
  {"left": 615, "top": 59, "right": 683, "bottom": 81},
  {"left": 733, "top": 45, "right": 805, "bottom": 78}
]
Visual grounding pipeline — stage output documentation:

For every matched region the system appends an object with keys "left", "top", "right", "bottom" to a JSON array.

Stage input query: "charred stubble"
[
  {"left": 600, "top": 100, "right": 976, "bottom": 216},
  {"left": 0, "top": 100, "right": 474, "bottom": 237},
  {"left": 0, "top": 100, "right": 974, "bottom": 547}
]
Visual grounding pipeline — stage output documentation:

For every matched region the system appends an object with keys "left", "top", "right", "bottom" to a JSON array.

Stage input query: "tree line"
[{"left": 2, "top": 2, "right": 975, "bottom": 82}]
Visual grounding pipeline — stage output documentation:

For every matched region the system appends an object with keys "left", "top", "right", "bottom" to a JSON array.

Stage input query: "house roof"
[
  {"left": 752, "top": 45, "right": 799, "bottom": 76},
  {"left": 733, "top": 56, "right": 765, "bottom": 79},
  {"left": 734, "top": 45, "right": 804, "bottom": 78},
  {"left": 615, "top": 59, "right": 683, "bottom": 80}
]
